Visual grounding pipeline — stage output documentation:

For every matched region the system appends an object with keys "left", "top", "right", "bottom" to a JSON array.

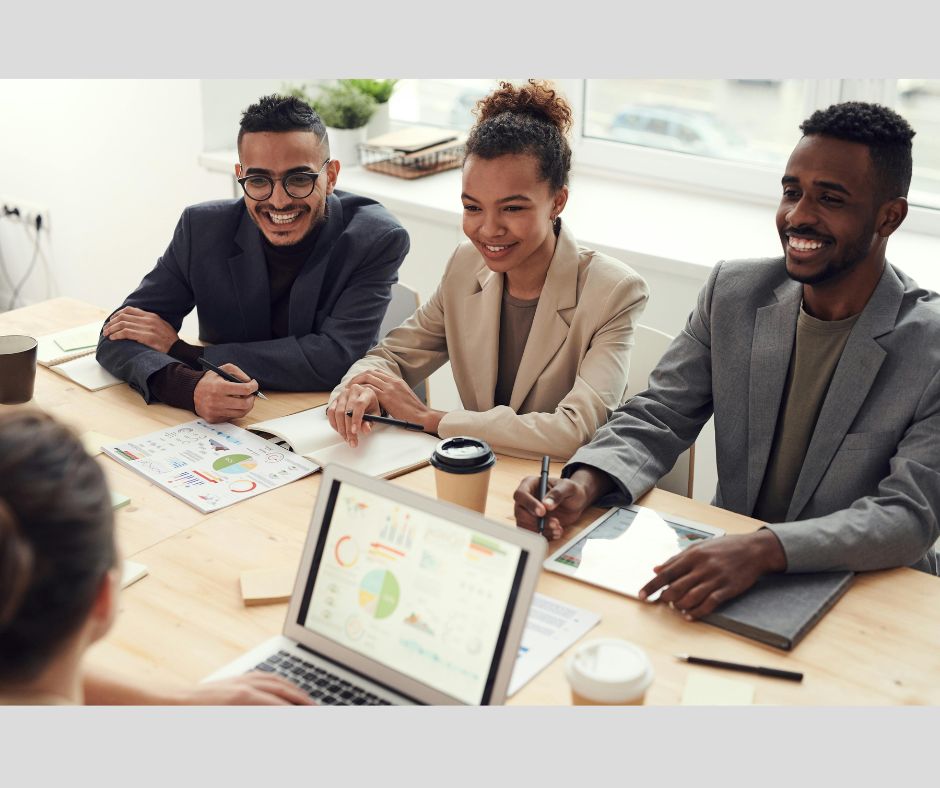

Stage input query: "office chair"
[
  {"left": 378, "top": 282, "right": 428, "bottom": 405},
  {"left": 626, "top": 324, "right": 695, "bottom": 498}
]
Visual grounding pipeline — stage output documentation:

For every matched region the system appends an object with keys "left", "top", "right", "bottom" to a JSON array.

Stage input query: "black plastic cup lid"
[{"left": 430, "top": 436, "right": 496, "bottom": 474}]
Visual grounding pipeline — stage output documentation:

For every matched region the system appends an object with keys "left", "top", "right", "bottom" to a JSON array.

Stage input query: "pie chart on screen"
[
  {"left": 358, "top": 570, "right": 400, "bottom": 620},
  {"left": 213, "top": 454, "right": 257, "bottom": 474}
]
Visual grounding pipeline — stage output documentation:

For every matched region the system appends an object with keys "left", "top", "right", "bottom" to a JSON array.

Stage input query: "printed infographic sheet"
[{"left": 102, "top": 420, "right": 318, "bottom": 513}]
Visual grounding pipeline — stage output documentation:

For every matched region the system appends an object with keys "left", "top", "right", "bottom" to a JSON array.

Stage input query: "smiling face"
[
  {"left": 236, "top": 130, "right": 338, "bottom": 246},
  {"left": 776, "top": 135, "right": 885, "bottom": 288},
  {"left": 461, "top": 153, "right": 568, "bottom": 283}
]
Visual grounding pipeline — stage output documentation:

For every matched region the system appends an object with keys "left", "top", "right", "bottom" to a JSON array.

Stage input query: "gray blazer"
[
  {"left": 566, "top": 258, "right": 940, "bottom": 575},
  {"left": 96, "top": 191, "right": 409, "bottom": 401}
]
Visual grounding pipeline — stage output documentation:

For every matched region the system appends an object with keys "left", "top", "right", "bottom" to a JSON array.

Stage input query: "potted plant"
[
  {"left": 342, "top": 79, "right": 398, "bottom": 138},
  {"left": 286, "top": 82, "right": 377, "bottom": 166}
]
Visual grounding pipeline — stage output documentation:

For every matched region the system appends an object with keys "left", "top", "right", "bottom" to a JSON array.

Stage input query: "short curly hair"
[
  {"left": 800, "top": 101, "right": 915, "bottom": 200},
  {"left": 465, "top": 80, "right": 572, "bottom": 191},
  {"left": 238, "top": 94, "right": 327, "bottom": 151}
]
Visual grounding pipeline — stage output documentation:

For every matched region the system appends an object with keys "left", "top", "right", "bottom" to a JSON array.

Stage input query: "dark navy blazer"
[{"left": 97, "top": 190, "right": 409, "bottom": 400}]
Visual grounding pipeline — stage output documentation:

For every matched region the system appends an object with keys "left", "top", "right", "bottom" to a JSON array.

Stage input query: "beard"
[{"left": 783, "top": 223, "right": 876, "bottom": 287}]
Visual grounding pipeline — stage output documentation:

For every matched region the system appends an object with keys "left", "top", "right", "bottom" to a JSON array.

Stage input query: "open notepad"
[
  {"left": 248, "top": 404, "right": 440, "bottom": 479},
  {"left": 37, "top": 322, "right": 122, "bottom": 391}
]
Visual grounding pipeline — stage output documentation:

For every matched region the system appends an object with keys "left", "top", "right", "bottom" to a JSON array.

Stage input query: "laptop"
[{"left": 207, "top": 463, "right": 546, "bottom": 705}]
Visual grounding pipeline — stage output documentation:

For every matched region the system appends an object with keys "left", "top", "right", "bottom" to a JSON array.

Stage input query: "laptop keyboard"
[{"left": 254, "top": 649, "right": 392, "bottom": 706}]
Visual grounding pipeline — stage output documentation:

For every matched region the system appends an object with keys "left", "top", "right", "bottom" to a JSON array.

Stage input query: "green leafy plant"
[
  {"left": 282, "top": 82, "right": 377, "bottom": 129},
  {"left": 341, "top": 79, "right": 398, "bottom": 105}
]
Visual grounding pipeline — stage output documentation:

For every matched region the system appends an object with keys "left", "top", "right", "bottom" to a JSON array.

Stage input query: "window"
[{"left": 388, "top": 79, "right": 940, "bottom": 233}]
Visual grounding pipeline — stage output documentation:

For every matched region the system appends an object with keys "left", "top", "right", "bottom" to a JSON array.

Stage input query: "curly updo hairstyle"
[
  {"left": 465, "top": 80, "right": 573, "bottom": 192},
  {"left": 0, "top": 412, "right": 116, "bottom": 685}
]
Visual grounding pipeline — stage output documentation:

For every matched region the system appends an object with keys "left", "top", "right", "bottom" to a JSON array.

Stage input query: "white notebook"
[
  {"left": 49, "top": 353, "right": 122, "bottom": 391},
  {"left": 248, "top": 404, "right": 439, "bottom": 479},
  {"left": 36, "top": 322, "right": 102, "bottom": 367}
]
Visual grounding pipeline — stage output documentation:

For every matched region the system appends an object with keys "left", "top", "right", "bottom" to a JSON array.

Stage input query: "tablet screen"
[{"left": 551, "top": 507, "right": 715, "bottom": 570}]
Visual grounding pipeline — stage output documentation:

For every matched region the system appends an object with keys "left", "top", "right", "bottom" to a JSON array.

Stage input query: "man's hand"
[
  {"left": 103, "top": 306, "right": 179, "bottom": 353},
  {"left": 513, "top": 467, "right": 614, "bottom": 540},
  {"left": 174, "top": 672, "right": 315, "bottom": 706},
  {"left": 638, "top": 530, "right": 787, "bottom": 619},
  {"left": 194, "top": 363, "right": 257, "bottom": 423}
]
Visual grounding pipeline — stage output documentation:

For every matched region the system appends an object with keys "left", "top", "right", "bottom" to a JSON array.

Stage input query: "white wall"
[{"left": 0, "top": 79, "right": 230, "bottom": 316}]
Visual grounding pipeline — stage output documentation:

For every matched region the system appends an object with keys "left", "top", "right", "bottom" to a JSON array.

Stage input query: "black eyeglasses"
[{"left": 237, "top": 159, "right": 331, "bottom": 201}]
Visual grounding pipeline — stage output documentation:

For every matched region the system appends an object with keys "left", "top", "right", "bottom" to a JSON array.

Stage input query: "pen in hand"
[
  {"left": 537, "top": 455, "right": 551, "bottom": 536},
  {"left": 197, "top": 357, "right": 268, "bottom": 400},
  {"left": 345, "top": 411, "right": 425, "bottom": 431}
]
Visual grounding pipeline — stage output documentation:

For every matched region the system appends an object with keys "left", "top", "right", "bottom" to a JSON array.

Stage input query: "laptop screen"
[{"left": 297, "top": 478, "right": 527, "bottom": 705}]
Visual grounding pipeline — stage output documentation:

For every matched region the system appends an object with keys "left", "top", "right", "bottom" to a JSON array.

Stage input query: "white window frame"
[{"left": 553, "top": 78, "right": 940, "bottom": 236}]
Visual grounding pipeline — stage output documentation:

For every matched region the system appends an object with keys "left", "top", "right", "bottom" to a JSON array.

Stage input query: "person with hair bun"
[
  {"left": 328, "top": 80, "right": 649, "bottom": 461},
  {"left": 0, "top": 411, "right": 312, "bottom": 705}
]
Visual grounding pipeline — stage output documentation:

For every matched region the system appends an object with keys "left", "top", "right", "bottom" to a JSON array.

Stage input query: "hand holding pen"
[
  {"left": 193, "top": 359, "right": 263, "bottom": 424},
  {"left": 198, "top": 358, "right": 267, "bottom": 399}
]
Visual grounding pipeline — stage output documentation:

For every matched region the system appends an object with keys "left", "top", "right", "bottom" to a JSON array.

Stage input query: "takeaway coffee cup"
[
  {"left": 0, "top": 335, "right": 38, "bottom": 404},
  {"left": 429, "top": 436, "right": 497, "bottom": 514},
  {"left": 565, "top": 638, "right": 655, "bottom": 705}
]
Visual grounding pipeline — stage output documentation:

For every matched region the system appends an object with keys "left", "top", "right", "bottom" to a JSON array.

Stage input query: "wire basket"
[{"left": 359, "top": 136, "right": 465, "bottom": 179}]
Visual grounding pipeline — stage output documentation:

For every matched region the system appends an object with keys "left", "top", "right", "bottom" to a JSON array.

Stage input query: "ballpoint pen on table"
[
  {"left": 197, "top": 357, "right": 268, "bottom": 399},
  {"left": 675, "top": 654, "right": 803, "bottom": 682}
]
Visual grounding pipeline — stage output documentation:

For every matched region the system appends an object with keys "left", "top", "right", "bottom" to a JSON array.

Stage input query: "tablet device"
[{"left": 544, "top": 505, "right": 725, "bottom": 599}]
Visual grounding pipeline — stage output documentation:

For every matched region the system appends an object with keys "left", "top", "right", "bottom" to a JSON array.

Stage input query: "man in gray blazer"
[
  {"left": 97, "top": 95, "right": 409, "bottom": 422},
  {"left": 515, "top": 102, "right": 940, "bottom": 617}
]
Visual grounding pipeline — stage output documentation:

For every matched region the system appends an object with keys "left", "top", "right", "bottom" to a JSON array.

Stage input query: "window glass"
[
  {"left": 583, "top": 79, "right": 808, "bottom": 167},
  {"left": 388, "top": 79, "right": 499, "bottom": 130},
  {"left": 894, "top": 80, "right": 940, "bottom": 203}
]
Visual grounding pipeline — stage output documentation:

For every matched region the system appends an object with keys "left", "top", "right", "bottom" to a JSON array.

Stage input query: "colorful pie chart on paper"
[
  {"left": 358, "top": 569, "right": 400, "bottom": 620},
  {"left": 213, "top": 454, "right": 257, "bottom": 474}
]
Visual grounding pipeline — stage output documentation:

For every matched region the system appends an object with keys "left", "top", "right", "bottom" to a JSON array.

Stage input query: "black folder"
[{"left": 702, "top": 571, "right": 854, "bottom": 650}]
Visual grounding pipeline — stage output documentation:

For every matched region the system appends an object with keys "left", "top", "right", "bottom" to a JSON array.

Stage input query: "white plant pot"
[
  {"left": 326, "top": 126, "right": 367, "bottom": 168},
  {"left": 366, "top": 102, "right": 391, "bottom": 140}
]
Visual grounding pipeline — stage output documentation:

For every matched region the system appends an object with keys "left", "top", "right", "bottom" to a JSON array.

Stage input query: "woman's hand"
[
  {"left": 328, "top": 370, "right": 446, "bottom": 447},
  {"left": 327, "top": 383, "right": 381, "bottom": 447}
]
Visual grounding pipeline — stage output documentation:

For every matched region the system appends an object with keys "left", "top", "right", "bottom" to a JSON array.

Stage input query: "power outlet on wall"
[{"left": 0, "top": 196, "right": 50, "bottom": 232}]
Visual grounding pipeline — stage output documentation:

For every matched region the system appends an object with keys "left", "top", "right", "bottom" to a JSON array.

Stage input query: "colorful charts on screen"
[{"left": 358, "top": 569, "right": 400, "bottom": 619}]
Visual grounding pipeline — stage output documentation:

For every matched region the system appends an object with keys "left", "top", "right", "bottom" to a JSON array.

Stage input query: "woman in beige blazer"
[{"left": 328, "top": 81, "right": 649, "bottom": 461}]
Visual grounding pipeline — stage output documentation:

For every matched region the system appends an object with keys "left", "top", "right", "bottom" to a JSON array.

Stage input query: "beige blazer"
[{"left": 332, "top": 222, "right": 649, "bottom": 460}]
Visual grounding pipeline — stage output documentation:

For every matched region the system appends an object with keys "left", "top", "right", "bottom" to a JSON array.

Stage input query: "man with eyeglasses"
[{"left": 97, "top": 94, "right": 409, "bottom": 422}]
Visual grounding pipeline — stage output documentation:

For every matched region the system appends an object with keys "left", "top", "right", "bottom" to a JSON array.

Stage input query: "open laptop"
[{"left": 207, "top": 463, "right": 546, "bottom": 705}]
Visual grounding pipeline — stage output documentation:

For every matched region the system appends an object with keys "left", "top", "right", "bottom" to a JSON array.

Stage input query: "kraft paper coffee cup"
[
  {"left": 0, "top": 335, "right": 38, "bottom": 405},
  {"left": 429, "top": 437, "right": 496, "bottom": 514},
  {"left": 565, "top": 638, "right": 654, "bottom": 705}
]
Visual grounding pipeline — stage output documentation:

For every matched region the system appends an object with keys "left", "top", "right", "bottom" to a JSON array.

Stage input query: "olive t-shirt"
[
  {"left": 753, "top": 306, "right": 860, "bottom": 523},
  {"left": 494, "top": 289, "right": 540, "bottom": 407}
]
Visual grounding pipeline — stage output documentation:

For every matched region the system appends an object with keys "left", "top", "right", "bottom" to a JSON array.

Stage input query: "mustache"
[
  {"left": 783, "top": 226, "right": 832, "bottom": 242},
  {"left": 258, "top": 203, "right": 309, "bottom": 213}
]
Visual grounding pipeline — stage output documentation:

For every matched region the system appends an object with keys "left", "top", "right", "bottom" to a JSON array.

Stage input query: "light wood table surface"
[{"left": 3, "top": 299, "right": 940, "bottom": 705}]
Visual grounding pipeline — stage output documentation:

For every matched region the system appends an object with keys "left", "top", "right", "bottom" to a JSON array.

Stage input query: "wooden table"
[{"left": 4, "top": 299, "right": 940, "bottom": 705}]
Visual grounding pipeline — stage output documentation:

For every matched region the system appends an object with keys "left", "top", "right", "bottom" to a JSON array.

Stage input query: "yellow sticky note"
[
  {"left": 81, "top": 430, "right": 118, "bottom": 457},
  {"left": 681, "top": 671, "right": 755, "bottom": 705}
]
